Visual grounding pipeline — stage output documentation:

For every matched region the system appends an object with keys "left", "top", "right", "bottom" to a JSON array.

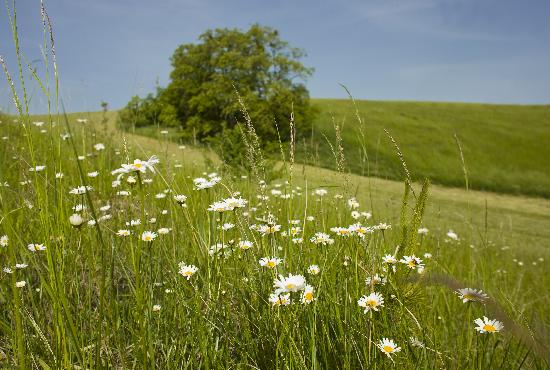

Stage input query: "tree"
[
  {"left": 160, "top": 24, "right": 316, "bottom": 142},
  {"left": 118, "top": 92, "right": 179, "bottom": 131}
]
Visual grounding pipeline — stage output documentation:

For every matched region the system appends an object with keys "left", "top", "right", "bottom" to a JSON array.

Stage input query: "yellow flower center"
[
  {"left": 305, "top": 292, "right": 313, "bottom": 301},
  {"left": 183, "top": 271, "right": 192, "bottom": 276},
  {"left": 383, "top": 345, "right": 394, "bottom": 353},
  {"left": 408, "top": 260, "right": 416, "bottom": 267},
  {"left": 366, "top": 299, "right": 378, "bottom": 307},
  {"left": 483, "top": 324, "right": 496, "bottom": 332},
  {"left": 286, "top": 283, "right": 295, "bottom": 289},
  {"left": 134, "top": 163, "right": 142, "bottom": 169},
  {"left": 267, "top": 261, "right": 276, "bottom": 268},
  {"left": 144, "top": 236, "right": 152, "bottom": 241}
]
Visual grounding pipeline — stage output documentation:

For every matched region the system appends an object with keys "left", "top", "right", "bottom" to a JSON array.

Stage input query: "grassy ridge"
[{"left": 301, "top": 99, "right": 550, "bottom": 198}]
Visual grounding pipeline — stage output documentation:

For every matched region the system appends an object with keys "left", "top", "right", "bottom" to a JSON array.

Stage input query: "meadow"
[
  {"left": 1, "top": 109, "right": 549, "bottom": 368},
  {"left": 1, "top": 4, "right": 550, "bottom": 368},
  {"left": 130, "top": 98, "right": 550, "bottom": 198},
  {"left": 304, "top": 99, "right": 550, "bottom": 198}
]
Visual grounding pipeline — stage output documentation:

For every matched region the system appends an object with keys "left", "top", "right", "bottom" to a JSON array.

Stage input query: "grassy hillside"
[
  {"left": 2, "top": 111, "right": 548, "bottom": 368},
  {"left": 299, "top": 99, "right": 550, "bottom": 198},
  {"left": 64, "top": 110, "right": 550, "bottom": 256}
]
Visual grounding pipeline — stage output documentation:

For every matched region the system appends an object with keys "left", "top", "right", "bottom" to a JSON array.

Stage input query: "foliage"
[
  {"left": 119, "top": 24, "right": 317, "bottom": 147},
  {"left": 118, "top": 92, "right": 180, "bottom": 131}
]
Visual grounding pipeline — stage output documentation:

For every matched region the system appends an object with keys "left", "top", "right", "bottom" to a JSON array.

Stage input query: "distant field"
[
  {"left": 300, "top": 99, "right": 550, "bottom": 198},
  {"left": 126, "top": 99, "right": 550, "bottom": 198}
]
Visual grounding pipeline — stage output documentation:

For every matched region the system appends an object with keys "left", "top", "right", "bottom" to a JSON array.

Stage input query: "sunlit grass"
[{"left": 1, "top": 1, "right": 549, "bottom": 368}]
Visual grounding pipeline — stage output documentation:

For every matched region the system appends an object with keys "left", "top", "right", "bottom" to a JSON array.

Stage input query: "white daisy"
[
  {"left": 224, "top": 197, "right": 247, "bottom": 208},
  {"left": 257, "top": 224, "right": 281, "bottom": 235},
  {"left": 358, "top": 292, "right": 384, "bottom": 313},
  {"left": 238, "top": 240, "right": 253, "bottom": 250},
  {"left": 141, "top": 231, "right": 157, "bottom": 242},
  {"left": 28, "top": 243, "right": 46, "bottom": 252},
  {"left": 116, "top": 229, "right": 131, "bottom": 237},
  {"left": 457, "top": 288, "right": 489, "bottom": 303},
  {"left": 69, "top": 185, "right": 93, "bottom": 195},
  {"left": 174, "top": 194, "right": 187, "bottom": 205},
  {"left": 301, "top": 285, "right": 316, "bottom": 304},
  {"left": 259, "top": 257, "right": 282, "bottom": 269},
  {"left": 383, "top": 254, "right": 398, "bottom": 264},
  {"left": 377, "top": 338, "right": 401, "bottom": 357},
  {"left": 474, "top": 316, "right": 503, "bottom": 334},
  {"left": 208, "top": 201, "right": 233, "bottom": 213},
  {"left": 178, "top": 263, "right": 198, "bottom": 280},
  {"left": 400, "top": 255, "right": 424, "bottom": 270},
  {"left": 273, "top": 274, "right": 306, "bottom": 294},
  {"left": 307, "top": 265, "right": 320, "bottom": 275},
  {"left": 310, "top": 232, "right": 334, "bottom": 246},
  {"left": 330, "top": 227, "right": 352, "bottom": 237},
  {"left": 220, "top": 223, "right": 234, "bottom": 231},
  {"left": 268, "top": 293, "right": 291, "bottom": 307}
]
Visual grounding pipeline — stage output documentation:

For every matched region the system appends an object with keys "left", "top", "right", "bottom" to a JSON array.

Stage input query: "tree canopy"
[{"left": 119, "top": 24, "right": 316, "bottom": 145}]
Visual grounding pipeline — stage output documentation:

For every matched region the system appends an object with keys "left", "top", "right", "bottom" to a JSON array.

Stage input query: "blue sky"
[{"left": 1, "top": 0, "right": 549, "bottom": 113}]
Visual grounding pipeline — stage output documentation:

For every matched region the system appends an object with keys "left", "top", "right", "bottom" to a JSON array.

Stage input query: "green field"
[
  {"left": 2, "top": 2, "right": 550, "bottom": 366},
  {"left": 1, "top": 110, "right": 549, "bottom": 368},
  {"left": 301, "top": 99, "right": 550, "bottom": 198},
  {"left": 127, "top": 99, "right": 550, "bottom": 198}
]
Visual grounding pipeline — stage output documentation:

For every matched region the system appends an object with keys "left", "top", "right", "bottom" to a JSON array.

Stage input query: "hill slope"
[
  {"left": 299, "top": 99, "right": 550, "bottom": 198},
  {"left": 76, "top": 111, "right": 550, "bottom": 253}
]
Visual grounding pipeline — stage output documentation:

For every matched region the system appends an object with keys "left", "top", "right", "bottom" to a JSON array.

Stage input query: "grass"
[
  {"left": 302, "top": 98, "right": 550, "bottom": 198},
  {"left": 0, "top": 110, "right": 549, "bottom": 368},
  {"left": 126, "top": 98, "right": 550, "bottom": 198},
  {"left": 2, "top": 3, "right": 550, "bottom": 366}
]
